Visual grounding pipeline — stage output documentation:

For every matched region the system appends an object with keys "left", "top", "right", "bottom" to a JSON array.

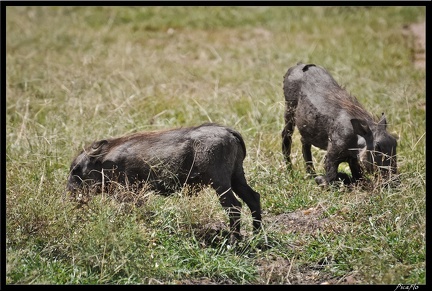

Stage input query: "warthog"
[
  {"left": 67, "top": 123, "right": 262, "bottom": 242},
  {"left": 281, "top": 63, "right": 398, "bottom": 186}
]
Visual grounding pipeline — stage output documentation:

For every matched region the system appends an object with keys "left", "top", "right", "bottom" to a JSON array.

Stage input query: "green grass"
[{"left": 6, "top": 6, "right": 426, "bottom": 285}]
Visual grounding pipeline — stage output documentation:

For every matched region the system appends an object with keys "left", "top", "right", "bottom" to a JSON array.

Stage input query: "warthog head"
[{"left": 355, "top": 113, "right": 398, "bottom": 178}]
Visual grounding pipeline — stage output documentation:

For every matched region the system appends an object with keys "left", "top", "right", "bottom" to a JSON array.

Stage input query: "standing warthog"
[
  {"left": 67, "top": 123, "right": 261, "bottom": 242},
  {"left": 281, "top": 63, "right": 398, "bottom": 186}
]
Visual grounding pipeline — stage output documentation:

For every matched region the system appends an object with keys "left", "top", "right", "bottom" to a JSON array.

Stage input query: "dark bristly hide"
[
  {"left": 67, "top": 123, "right": 261, "bottom": 243},
  {"left": 281, "top": 62, "right": 398, "bottom": 186}
]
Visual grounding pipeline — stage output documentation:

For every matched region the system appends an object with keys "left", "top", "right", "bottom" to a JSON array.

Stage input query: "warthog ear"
[
  {"left": 378, "top": 112, "right": 387, "bottom": 131},
  {"left": 87, "top": 140, "right": 108, "bottom": 157},
  {"left": 351, "top": 119, "right": 372, "bottom": 138}
]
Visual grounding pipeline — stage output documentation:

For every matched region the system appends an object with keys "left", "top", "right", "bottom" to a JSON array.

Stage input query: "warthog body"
[
  {"left": 281, "top": 63, "right": 398, "bottom": 186},
  {"left": 67, "top": 123, "right": 261, "bottom": 241}
]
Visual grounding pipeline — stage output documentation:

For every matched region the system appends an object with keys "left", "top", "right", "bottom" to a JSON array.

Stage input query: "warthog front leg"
[
  {"left": 348, "top": 156, "right": 364, "bottom": 182},
  {"left": 315, "top": 145, "right": 341, "bottom": 186}
]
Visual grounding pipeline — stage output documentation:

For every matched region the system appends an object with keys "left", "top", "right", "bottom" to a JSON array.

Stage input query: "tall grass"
[{"left": 6, "top": 6, "right": 425, "bottom": 284}]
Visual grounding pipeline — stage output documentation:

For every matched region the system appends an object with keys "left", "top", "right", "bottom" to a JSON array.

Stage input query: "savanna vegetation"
[{"left": 5, "top": 6, "right": 425, "bottom": 285}]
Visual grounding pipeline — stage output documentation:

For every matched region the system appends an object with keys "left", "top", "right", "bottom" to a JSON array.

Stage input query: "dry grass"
[{"left": 5, "top": 6, "right": 426, "bottom": 285}]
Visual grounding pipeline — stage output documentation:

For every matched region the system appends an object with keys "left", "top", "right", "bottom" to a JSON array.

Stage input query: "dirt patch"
[
  {"left": 255, "top": 256, "right": 360, "bottom": 285},
  {"left": 255, "top": 206, "right": 359, "bottom": 285},
  {"left": 404, "top": 21, "right": 425, "bottom": 70},
  {"left": 263, "top": 205, "right": 338, "bottom": 235},
  {"left": 182, "top": 205, "right": 360, "bottom": 285}
]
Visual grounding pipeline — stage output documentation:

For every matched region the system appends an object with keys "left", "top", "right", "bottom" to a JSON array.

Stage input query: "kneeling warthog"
[
  {"left": 67, "top": 123, "right": 262, "bottom": 242},
  {"left": 281, "top": 63, "right": 398, "bottom": 186}
]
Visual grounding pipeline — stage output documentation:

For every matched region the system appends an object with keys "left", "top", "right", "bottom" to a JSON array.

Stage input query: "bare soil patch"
[
  {"left": 404, "top": 21, "right": 425, "bottom": 70},
  {"left": 255, "top": 206, "right": 361, "bottom": 285}
]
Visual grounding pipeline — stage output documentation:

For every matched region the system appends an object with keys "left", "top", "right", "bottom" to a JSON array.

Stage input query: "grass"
[{"left": 5, "top": 6, "right": 426, "bottom": 285}]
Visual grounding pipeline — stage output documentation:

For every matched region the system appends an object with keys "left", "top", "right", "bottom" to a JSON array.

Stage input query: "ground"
[
  {"left": 68, "top": 21, "right": 425, "bottom": 285},
  {"left": 179, "top": 21, "right": 426, "bottom": 285}
]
